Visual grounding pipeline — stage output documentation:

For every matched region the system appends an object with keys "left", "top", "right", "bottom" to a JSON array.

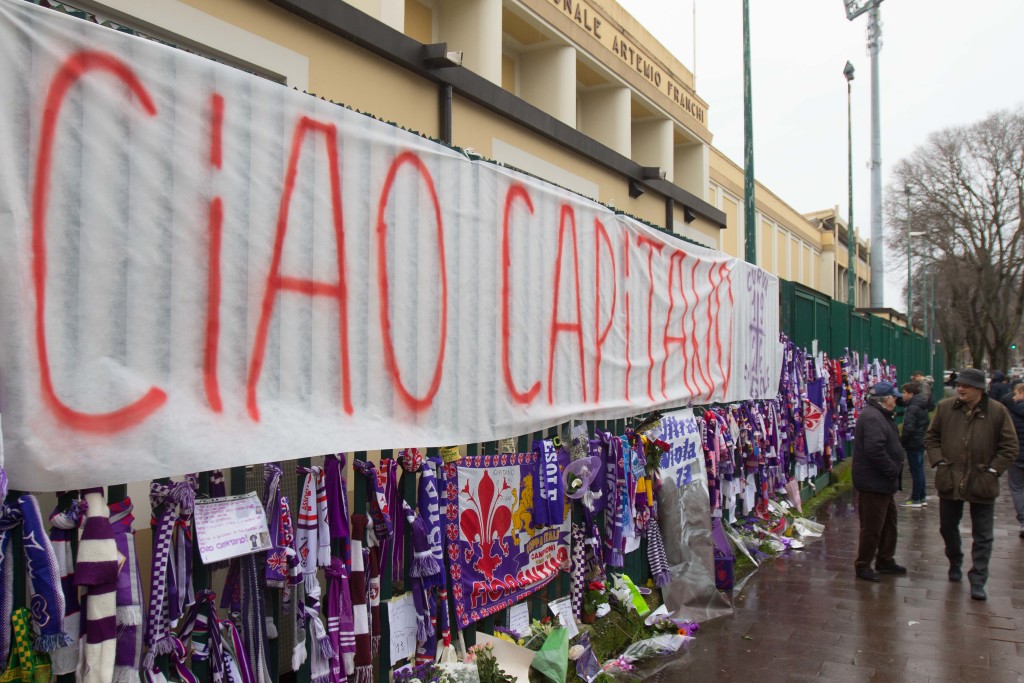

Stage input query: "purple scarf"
[
  {"left": 325, "top": 558, "right": 354, "bottom": 682},
  {"left": 532, "top": 439, "right": 568, "bottom": 526},
  {"left": 324, "top": 455, "right": 351, "bottom": 566},
  {"left": 48, "top": 497, "right": 84, "bottom": 676},
  {"left": 417, "top": 458, "right": 444, "bottom": 589},
  {"left": 351, "top": 460, "right": 391, "bottom": 543},
  {"left": 110, "top": 499, "right": 145, "bottom": 683}
]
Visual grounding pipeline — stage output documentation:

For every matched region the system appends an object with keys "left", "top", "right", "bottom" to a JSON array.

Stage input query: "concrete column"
[
  {"left": 519, "top": 45, "right": 577, "bottom": 127},
  {"left": 631, "top": 118, "right": 673, "bottom": 181},
  {"left": 438, "top": 0, "right": 502, "bottom": 86},
  {"left": 579, "top": 86, "right": 631, "bottom": 156},
  {"left": 673, "top": 141, "right": 708, "bottom": 199}
]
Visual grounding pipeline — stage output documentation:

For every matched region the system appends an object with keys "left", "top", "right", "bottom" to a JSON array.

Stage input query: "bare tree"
[{"left": 886, "top": 109, "right": 1024, "bottom": 371}]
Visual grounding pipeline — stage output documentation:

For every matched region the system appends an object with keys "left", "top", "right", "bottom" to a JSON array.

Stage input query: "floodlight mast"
[{"left": 843, "top": 0, "right": 885, "bottom": 308}]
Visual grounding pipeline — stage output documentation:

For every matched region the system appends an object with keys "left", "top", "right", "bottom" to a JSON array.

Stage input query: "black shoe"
[
  {"left": 970, "top": 584, "right": 987, "bottom": 601},
  {"left": 876, "top": 563, "right": 908, "bottom": 575},
  {"left": 948, "top": 567, "right": 963, "bottom": 582},
  {"left": 856, "top": 567, "right": 880, "bottom": 582}
]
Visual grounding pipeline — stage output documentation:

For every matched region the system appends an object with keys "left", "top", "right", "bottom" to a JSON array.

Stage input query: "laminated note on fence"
[
  {"left": 547, "top": 596, "right": 579, "bottom": 639},
  {"left": 194, "top": 492, "right": 272, "bottom": 564},
  {"left": 508, "top": 602, "right": 530, "bottom": 638}
]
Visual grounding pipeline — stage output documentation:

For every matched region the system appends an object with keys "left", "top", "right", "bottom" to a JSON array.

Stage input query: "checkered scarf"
[
  {"left": 144, "top": 476, "right": 198, "bottom": 670},
  {"left": 570, "top": 524, "right": 586, "bottom": 619},
  {"left": 0, "top": 494, "right": 71, "bottom": 677},
  {"left": 77, "top": 488, "right": 119, "bottom": 683},
  {"left": 47, "top": 497, "right": 83, "bottom": 675},
  {"left": 646, "top": 516, "right": 671, "bottom": 587},
  {"left": 110, "top": 499, "right": 145, "bottom": 683},
  {"left": 1, "top": 608, "right": 50, "bottom": 683}
]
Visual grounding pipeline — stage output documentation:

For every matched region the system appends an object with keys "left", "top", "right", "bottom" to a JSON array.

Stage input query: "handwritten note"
[
  {"left": 548, "top": 596, "right": 579, "bottom": 639},
  {"left": 388, "top": 593, "right": 417, "bottom": 664},
  {"left": 194, "top": 492, "right": 272, "bottom": 564},
  {"left": 508, "top": 602, "right": 530, "bottom": 638}
]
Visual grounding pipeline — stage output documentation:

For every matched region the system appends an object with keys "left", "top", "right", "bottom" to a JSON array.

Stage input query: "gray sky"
[{"left": 616, "top": 0, "right": 1024, "bottom": 309}]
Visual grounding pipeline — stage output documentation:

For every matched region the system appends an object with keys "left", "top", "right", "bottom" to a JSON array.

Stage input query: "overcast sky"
[{"left": 616, "top": 0, "right": 1024, "bottom": 309}]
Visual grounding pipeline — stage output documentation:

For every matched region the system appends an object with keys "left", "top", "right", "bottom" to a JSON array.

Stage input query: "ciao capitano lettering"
[{"left": 548, "top": 0, "right": 707, "bottom": 126}]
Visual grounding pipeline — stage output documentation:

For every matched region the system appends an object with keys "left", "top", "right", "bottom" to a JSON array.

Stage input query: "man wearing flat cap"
[
  {"left": 852, "top": 381, "right": 907, "bottom": 582},
  {"left": 925, "top": 367, "right": 1018, "bottom": 600}
]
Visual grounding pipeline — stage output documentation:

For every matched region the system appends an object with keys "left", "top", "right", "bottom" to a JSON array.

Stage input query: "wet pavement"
[{"left": 657, "top": 469, "right": 1024, "bottom": 682}]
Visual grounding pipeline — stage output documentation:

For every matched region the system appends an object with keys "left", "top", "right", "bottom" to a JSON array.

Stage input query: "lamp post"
[
  {"left": 844, "top": 61, "right": 855, "bottom": 306},
  {"left": 905, "top": 185, "right": 913, "bottom": 326},
  {"left": 743, "top": 0, "right": 756, "bottom": 264},
  {"left": 843, "top": 0, "right": 885, "bottom": 307}
]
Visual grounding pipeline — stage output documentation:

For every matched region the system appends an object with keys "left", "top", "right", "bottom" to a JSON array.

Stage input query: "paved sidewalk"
[{"left": 657, "top": 470, "right": 1024, "bottom": 682}]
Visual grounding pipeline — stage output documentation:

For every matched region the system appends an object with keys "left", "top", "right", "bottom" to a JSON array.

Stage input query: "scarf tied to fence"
[
  {"left": 109, "top": 499, "right": 146, "bottom": 683},
  {"left": 296, "top": 466, "right": 332, "bottom": 588},
  {"left": 144, "top": 475, "right": 198, "bottom": 671},
  {"left": 47, "top": 497, "right": 84, "bottom": 675},
  {"left": 0, "top": 494, "right": 71, "bottom": 675},
  {"left": 77, "top": 488, "right": 120, "bottom": 683}
]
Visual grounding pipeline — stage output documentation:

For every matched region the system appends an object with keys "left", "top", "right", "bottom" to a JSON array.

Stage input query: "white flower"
[{"left": 568, "top": 645, "right": 584, "bottom": 661}]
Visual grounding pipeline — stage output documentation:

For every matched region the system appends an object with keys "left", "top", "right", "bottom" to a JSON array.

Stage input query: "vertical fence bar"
[
  {"left": 462, "top": 443, "right": 478, "bottom": 647},
  {"left": 294, "top": 458, "right": 312, "bottom": 683},
  {"left": 191, "top": 471, "right": 212, "bottom": 682},
  {"left": 377, "top": 451, "right": 393, "bottom": 683}
]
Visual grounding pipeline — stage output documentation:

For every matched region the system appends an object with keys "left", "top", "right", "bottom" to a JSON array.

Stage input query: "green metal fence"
[{"left": 780, "top": 279, "right": 944, "bottom": 403}]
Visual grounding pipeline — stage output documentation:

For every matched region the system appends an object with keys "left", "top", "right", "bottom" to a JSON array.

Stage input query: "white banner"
[{"left": 0, "top": 0, "right": 779, "bottom": 489}]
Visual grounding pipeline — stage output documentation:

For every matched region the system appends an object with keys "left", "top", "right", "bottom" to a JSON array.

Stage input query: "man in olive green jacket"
[{"left": 924, "top": 368, "right": 1018, "bottom": 600}]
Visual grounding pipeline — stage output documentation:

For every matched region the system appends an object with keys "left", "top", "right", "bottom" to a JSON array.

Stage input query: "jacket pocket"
[
  {"left": 968, "top": 466, "right": 1000, "bottom": 500},
  {"left": 934, "top": 463, "right": 955, "bottom": 496}
]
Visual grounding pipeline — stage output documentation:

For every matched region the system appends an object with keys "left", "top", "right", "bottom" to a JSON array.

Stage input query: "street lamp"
[
  {"left": 844, "top": 61, "right": 855, "bottom": 306},
  {"left": 843, "top": 0, "right": 885, "bottom": 307}
]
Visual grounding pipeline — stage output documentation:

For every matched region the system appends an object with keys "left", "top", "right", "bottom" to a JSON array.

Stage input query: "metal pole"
[
  {"left": 905, "top": 185, "right": 912, "bottom": 325},
  {"left": 845, "top": 61, "right": 855, "bottom": 306},
  {"left": 742, "top": 0, "right": 756, "bottom": 264},
  {"left": 868, "top": 3, "right": 884, "bottom": 307}
]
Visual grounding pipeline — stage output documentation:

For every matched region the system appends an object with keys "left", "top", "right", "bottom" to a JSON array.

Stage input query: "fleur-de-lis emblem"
[{"left": 459, "top": 470, "right": 513, "bottom": 582}]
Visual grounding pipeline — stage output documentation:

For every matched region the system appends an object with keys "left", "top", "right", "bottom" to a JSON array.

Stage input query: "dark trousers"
[
  {"left": 939, "top": 498, "right": 995, "bottom": 586},
  {"left": 855, "top": 490, "right": 898, "bottom": 569},
  {"left": 906, "top": 449, "right": 926, "bottom": 503}
]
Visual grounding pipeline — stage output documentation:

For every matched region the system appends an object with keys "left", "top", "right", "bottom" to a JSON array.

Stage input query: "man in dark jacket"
[
  {"left": 852, "top": 381, "right": 907, "bottom": 582},
  {"left": 989, "top": 371, "right": 1011, "bottom": 402},
  {"left": 1001, "top": 382, "right": 1024, "bottom": 538},
  {"left": 900, "top": 381, "right": 930, "bottom": 507},
  {"left": 925, "top": 368, "right": 1018, "bottom": 600}
]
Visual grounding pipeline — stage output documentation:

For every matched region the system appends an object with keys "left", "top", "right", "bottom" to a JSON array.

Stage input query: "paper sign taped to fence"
[
  {"left": 387, "top": 593, "right": 417, "bottom": 664},
  {"left": 508, "top": 602, "right": 530, "bottom": 638},
  {"left": 548, "top": 596, "right": 579, "bottom": 639},
  {"left": 194, "top": 492, "right": 272, "bottom": 564}
]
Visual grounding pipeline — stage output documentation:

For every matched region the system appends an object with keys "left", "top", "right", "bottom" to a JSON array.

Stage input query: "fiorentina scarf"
[
  {"left": 401, "top": 502, "right": 438, "bottom": 644},
  {"left": 532, "top": 439, "right": 567, "bottom": 527},
  {"left": 77, "top": 488, "right": 120, "bottom": 683},
  {"left": 351, "top": 460, "right": 391, "bottom": 543},
  {"left": 296, "top": 467, "right": 331, "bottom": 588},
  {"left": 603, "top": 434, "right": 626, "bottom": 567},
  {"left": 262, "top": 463, "right": 288, "bottom": 588},
  {"left": 347, "top": 515, "right": 371, "bottom": 683},
  {"left": 366, "top": 544, "right": 381, "bottom": 660},
  {"left": 110, "top": 500, "right": 145, "bottom": 683},
  {"left": 381, "top": 459, "right": 403, "bottom": 584},
  {"left": 417, "top": 458, "right": 444, "bottom": 588},
  {"left": 47, "top": 497, "right": 83, "bottom": 675},
  {"left": 240, "top": 555, "right": 271, "bottom": 683},
  {"left": 19, "top": 495, "right": 72, "bottom": 655}
]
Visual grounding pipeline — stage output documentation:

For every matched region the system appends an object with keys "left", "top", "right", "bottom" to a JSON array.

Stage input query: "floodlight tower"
[{"left": 843, "top": 0, "right": 884, "bottom": 308}]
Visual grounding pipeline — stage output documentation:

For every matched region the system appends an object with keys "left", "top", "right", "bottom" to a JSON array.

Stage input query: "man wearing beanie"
[
  {"left": 852, "top": 381, "right": 907, "bottom": 582},
  {"left": 925, "top": 368, "right": 1018, "bottom": 600}
]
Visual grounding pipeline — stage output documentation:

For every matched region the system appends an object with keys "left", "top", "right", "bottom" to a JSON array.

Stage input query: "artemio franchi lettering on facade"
[
  {"left": 552, "top": 0, "right": 603, "bottom": 39},
  {"left": 548, "top": 0, "right": 706, "bottom": 127}
]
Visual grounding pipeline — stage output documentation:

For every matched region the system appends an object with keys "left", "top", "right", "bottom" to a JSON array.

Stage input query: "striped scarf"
[
  {"left": 76, "top": 488, "right": 120, "bottom": 683},
  {"left": 110, "top": 500, "right": 145, "bottom": 683},
  {"left": 296, "top": 467, "right": 331, "bottom": 584},
  {"left": 603, "top": 435, "right": 626, "bottom": 567},
  {"left": 646, "top": 516, "right": 671, "bottom": 587},
  {"left": 347, "top": 515, "right": 371, "bottom": 683},
  {"left": 351, "top": 461, "right": 391, "bottom": 543},
  {"left": 324, "top": 558, "right": 353, "bottom": 683},
  {"left": 47, "top": 497, "right": 83, "bottom": 675}
]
